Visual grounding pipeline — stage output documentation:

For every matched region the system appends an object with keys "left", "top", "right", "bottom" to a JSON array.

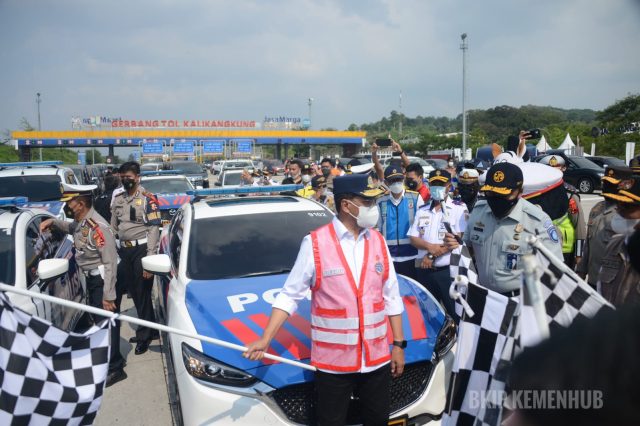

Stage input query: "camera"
[{"left": 375, "top": 138, "right": 393, "bottom": 147}]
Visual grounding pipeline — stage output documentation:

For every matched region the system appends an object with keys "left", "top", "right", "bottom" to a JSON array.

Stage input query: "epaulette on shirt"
[
  {"left": 114, "top": 191, "right": 126, "bottom": 198},
  {"left": 86, "top": 218, "right": 106, "bottom": 248},
  {"left": 405, "top": 189, "right": 419, "bottom": 195},
  {"left": 522, "top": 201, "right": 549, "bottom": 221}
]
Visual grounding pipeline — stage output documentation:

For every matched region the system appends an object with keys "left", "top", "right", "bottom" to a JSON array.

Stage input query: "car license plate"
[{"left": 388, "top": 415, "right": 408, "bottom": 426}]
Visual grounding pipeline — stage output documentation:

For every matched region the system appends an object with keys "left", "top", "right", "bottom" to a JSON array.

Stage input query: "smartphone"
[
  {"left": 524, "top": 129, "right": 541, "bottom": 139},
  {"left": 375, "top": 138, "right": 393, "bottom": 147}
]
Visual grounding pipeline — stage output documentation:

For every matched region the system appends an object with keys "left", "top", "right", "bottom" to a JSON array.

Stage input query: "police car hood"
[
  {"left": 154, "top": 193, "right": 194, "bottom": 210},
  {"left": 185, "top": 274, "right": 445, "bottom": 389}
]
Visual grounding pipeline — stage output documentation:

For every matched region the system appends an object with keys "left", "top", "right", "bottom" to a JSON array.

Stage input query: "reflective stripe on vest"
[
  {"left": 309, "top": 223, "right": 391, "bottom": 372},
  {"left": 553, "top": 213, "right": 575, "bottom": 254}
]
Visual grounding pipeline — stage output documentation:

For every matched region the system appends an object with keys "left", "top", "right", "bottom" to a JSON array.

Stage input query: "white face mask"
[
  {"left": 346, "top": 200, "right": 380, "bottom": 229},
  {"left": 302, "top": 174, "right": 312, "bottom": 184},
  {"left": 448, "top": 161, "right": 454, "bottom": 167},
  {"left": 389, "top": 182, "right": 404, "bottom": 194},
  {"left": 611, "top": 212, "right": 639, "bottom": 235},
  {"left": 430, "top": 186, "right": 447, "bottom": 201}
]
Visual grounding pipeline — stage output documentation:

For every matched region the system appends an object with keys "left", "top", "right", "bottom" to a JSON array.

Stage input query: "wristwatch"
[
  {"left": 426, "top": 253, "right": 435, "bottom": 260},
  {"left": 392, "top": 340, "right": 407, "bottom": 349}
]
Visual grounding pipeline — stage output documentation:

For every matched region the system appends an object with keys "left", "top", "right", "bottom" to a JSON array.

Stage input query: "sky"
[{"left": 1, "top": 0, "right": 639, "bottom": 135}]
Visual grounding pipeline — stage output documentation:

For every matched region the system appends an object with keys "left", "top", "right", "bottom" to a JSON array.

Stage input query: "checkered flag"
[
  {"left": 442, "top": 281, "right": 518, "bottom": 426},
  {"left": 474, "top": 245, "right": 615, "bottom": 426},
  {"left": 0, "top": 291, "right": 111, "bottom": 425},
  {"left": 448, "top": 237, "right": 479, "bottom": 318}
]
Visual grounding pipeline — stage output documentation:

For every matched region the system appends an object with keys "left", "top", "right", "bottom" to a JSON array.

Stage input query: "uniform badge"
[
  {"left": 408, "top": 201, "right": 414, "bottom": 210},
  {"left": 514, "top": 234, "right": 520, "bottom": 240},
  {"left": 493, "top": 171, "right": 505, "bottom": 182},
  {"left": 547, "top": 226, "right": 559, "bottom": 243},
  {"left": 82, "top": 227, "right": 89, "bottom": 237},
  {"left": 549, "top": 156, "right": 558, "bottom": 167},
  {"left": 506, "top": 253, "right": 518, "bottom": 270},
  {"left": 515, "top": 224, "right": 523, "bottom": 233},
  {"left": 375, "top": 262, "right": 384, "bottom": 274},
  {"left": 136, "top": 199, "right": 143, "bottom": 206}
]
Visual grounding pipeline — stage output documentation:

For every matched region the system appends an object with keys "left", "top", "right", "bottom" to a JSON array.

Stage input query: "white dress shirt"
[{"left": 273, "top": 217, "right": 404, "bottom": 373}]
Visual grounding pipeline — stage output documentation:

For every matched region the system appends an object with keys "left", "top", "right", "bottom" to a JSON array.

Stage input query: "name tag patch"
[{"left": 323, "top": 268, "right": 345, "bottom": 277}]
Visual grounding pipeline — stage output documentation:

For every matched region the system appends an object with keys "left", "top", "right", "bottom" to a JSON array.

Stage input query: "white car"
[
  {"left": 143, "top": 187, "right": 455, "bottom": 425},
  {"left": 141, "top": 162, "right": 164, "bottom": 173},
  {"left": 381, "top": 157, "right": 435, "bottom": 175},
  {"left": 140, "top": 171, "right": 195, "bottom": 227},
  {"left": 215, "top": 169, "right": 244, "bottom": 188},
  {"left": 0, "top": 161, "right": 79, "bottom": 220},
  {"left": 219, "top": 159, "right": 255, "bottom": 174},
  {"left": 0, "top": 197, "right": 86, "bottom": 331}
]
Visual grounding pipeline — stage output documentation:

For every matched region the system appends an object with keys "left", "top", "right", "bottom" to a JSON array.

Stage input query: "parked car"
[
  {"left": 141, "top": 171, "right": 195, "bottom": 228},
  {"left": 587, "top": 156, "right": 627, "bottom": 170},
  {"left": 219, "top": 159, "right": 255, "bottom": 174},
  {"left": 215, "top": 169, "right": 244, "bottom": 188},
  {"left": 262, "top": 159, "right": 285, "bottom": 175},
  {"left": 381, "top": 156, "right": 435, "bottom": 174},
  {"left": 142, "top": 190, "right": 455, "bottom": 425},
  {"left": 170, "top": 161, "right": 210, "bottom": 188},
  {"left": 533, "top": 151, "right": 604, "bottom": 193},
  {"left": 1, "top": 197, "right": 86, "bottom": 331}
]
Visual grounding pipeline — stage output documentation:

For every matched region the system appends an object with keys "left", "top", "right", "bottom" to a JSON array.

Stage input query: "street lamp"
[
  {"left": 460, "top": 33, "right": 468, "bottom": 160},
  {"left": 308, "top": 98, "right": 314, "bottom": 130},
  {"left": 36, "top": 93, "right": 42, "bottom": 161}
]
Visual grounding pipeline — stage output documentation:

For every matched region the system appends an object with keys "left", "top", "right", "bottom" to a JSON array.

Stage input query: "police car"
[
  {"left": 0, "top": 197, "right": 86, "bottom": 331},
  {"left": 140, "top": 170, "right": 195, "bottom": 228},
  {"left": 142, "top": 186, "right": 455, "bottom": 426},
  {"left": 0, "top": 161, "right": 80, "bottom": 219}
]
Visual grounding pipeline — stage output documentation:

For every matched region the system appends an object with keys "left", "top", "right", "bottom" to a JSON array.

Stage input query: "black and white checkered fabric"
[
  {"left": 0, "top": 291, "right": 111, "bottom": 425},
  {"left": 442, "top": 282, "right": 518, "bottom": 426},
  {"left": 473, "top": 246, "right": 615, "bottom": 426}
]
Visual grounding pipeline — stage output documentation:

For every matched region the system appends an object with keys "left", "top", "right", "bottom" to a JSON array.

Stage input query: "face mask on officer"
[
  {"left": 448, "top": 161, "right": 454, "bottom": 168},
  {"left": 302, "top": 174, "right": 312, "bottom": 184},
  {"left": 321, "top": 167, "right": 331, "bottom": 178},
  {"left": 459, "top": 183, "right": 479, "bottom": 202},
  {"left": 611, "top": 212, "right": 640, "bottom": 235},
  {"left": 122, "top": 177, "right": 136, "bottom": 190},
  {"left": 345, "top": 199, "right": 379, "bottom": 229},
  {"left": 430, "top": 184, "right": 448, "bottom": 201},
  {"left": 405, "top": 178, "right": 418, "bottom": 191},
  {"left": 388, "top": 181, "right": 404, "bottom": 195},
  {"left": 486, "top": 190, "right": 520, "bottom": 218}
]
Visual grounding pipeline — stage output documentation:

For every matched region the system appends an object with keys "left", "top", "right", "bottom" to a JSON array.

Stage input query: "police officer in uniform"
[
  {"left": 455, "top": 163, "right": 481, "bottom": 212},
  {"left": 111, "top": 161, "right": 161, "bottom": 355},
  {"left": 408, "top": 169, "right": 467, "bottom": 319},
  {"left": 445, "top": 162, "right": 563, "bottom": 296},
  {"left": 244, "top": 174, "right": 406, "bottom": 426},
  {"left": 597, "top": 176, "right": 640, "bottom": 307},
  {"left": 577, "top": 165, "right": 634, "bottom": 287},
  {"left": 377, "top": 165, "right": 424, "bottom": 280},
  {"left": 538, "top": 155, "right": 587, "bottom": 269},
  {"left": 40, "top": 183, "right": 126, "bottom": 386}
]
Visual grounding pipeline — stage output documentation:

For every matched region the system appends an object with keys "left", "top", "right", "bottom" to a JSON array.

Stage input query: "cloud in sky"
[{"left": 0, "top": 0, "right": 638, "bottom": 133}]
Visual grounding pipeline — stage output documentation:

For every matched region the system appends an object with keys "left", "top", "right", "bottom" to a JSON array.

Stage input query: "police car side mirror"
[
  {"left": 142, "top": 254, "right": 171, "bottom": 277},
  {"left": 37, "top": 259, "right": 69, "bottom": 282}
]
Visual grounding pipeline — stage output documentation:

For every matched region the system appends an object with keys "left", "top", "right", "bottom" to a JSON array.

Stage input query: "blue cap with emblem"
[{"left": 333, "top": 174, "right": 384, "bottom": 199}]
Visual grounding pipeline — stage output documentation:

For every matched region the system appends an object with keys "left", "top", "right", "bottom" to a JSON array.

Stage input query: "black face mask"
[
  {"left": 321, "top": 167, "right": 331, "bottom": 177},
  {"left": 405, "top": 179, "right": 418, "bottom": 191},
  {"left": 122, "top": 178, "right": 136, "bottom": 190},
  {"left": 487, "top": 196, "right": 518, "bottom": 218},
  {"left": 459, "top": 184, "right": 479, "bottom": 202},
  {"left": 63, "top": 204, "right": 75, "bottom": 220}
]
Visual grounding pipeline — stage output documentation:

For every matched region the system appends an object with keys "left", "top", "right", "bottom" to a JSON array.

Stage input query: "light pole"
[
  {"left": 36, "top": 92, "right": 42, "bottom": 161},
  {"left": 308, "top": 97, "right": 314, "bottom": 130},
  {"left": 460, "top": 33, "right": 468, "bottom": 160}
]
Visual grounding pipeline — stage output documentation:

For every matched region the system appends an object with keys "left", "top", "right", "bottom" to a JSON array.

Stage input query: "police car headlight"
[
  {"left": 182, "top": 343, "right": 257, "bottom": 387},
  {"left": 597, "top": 172, "right": 604, "bottom": 177},
  {"left": 434, "top": 316, "right": 456, "bottom": 359}
]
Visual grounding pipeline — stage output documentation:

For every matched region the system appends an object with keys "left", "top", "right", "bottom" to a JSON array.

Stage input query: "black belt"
[{"left": 500, "top": 289, "right": 520, "bottom": 297}]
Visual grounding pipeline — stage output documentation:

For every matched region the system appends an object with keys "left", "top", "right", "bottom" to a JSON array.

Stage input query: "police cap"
[
  {"left": 480, "top": 162, "right": 523, "bottom": 195},
  {"left": 333, "top": 174, "right": 383, "bottom": 199},
  {"left": 428, "top": 169, "right": 451, "bottom": 184}
]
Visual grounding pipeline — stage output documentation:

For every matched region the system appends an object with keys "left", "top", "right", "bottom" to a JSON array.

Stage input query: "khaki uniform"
[
  {"left": 598, "top": 235, "right": 640, "bottom": 307},
  {"left": 463, "top": 198, "right": 563, "bottom": 293},
  {"left": 576, "top": 200, "right": 616, "bottom": 286},
  {"left": 52, "top": 208, "right": 117, "bottom": 300},
  {"left": 110, "top": 186, "right": 160, "bottom": 255}
]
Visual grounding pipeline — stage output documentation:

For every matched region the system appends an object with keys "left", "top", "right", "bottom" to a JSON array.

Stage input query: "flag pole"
[
  {"left": 0, "top": 283, "right": 316, "bottom": 372},
  {"left": 521, "top": 254, "right": 550, "bottom": 339}
]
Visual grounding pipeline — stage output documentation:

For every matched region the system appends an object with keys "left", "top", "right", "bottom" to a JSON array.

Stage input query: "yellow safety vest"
[{"left": 553, "top": 213, "right": 574, "bottom": 254}]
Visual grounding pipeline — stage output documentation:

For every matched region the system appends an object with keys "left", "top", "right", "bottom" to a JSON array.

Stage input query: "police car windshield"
[
  {"left": 187, "top": 210, "right": 332, "bottom": 280},
  {"left": 0, "top": 230, "right": 15, "bottom": 285},
  {"left": 142, "top": 178, "right": 193, "bottom": 193},
  {"left": 0, "top": 175, "right": 62, "bottom": 201}
]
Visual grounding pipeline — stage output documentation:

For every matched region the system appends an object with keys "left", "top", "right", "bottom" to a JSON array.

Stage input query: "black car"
[
  {"left": 586, "top": 156, "right": 627, "bottom": 170},
  {"left": 170, "top": 161, "right": 210, "bottom": 188},
  {"left": 533, "top": 150, "right": 604, "bottom": 193}
]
